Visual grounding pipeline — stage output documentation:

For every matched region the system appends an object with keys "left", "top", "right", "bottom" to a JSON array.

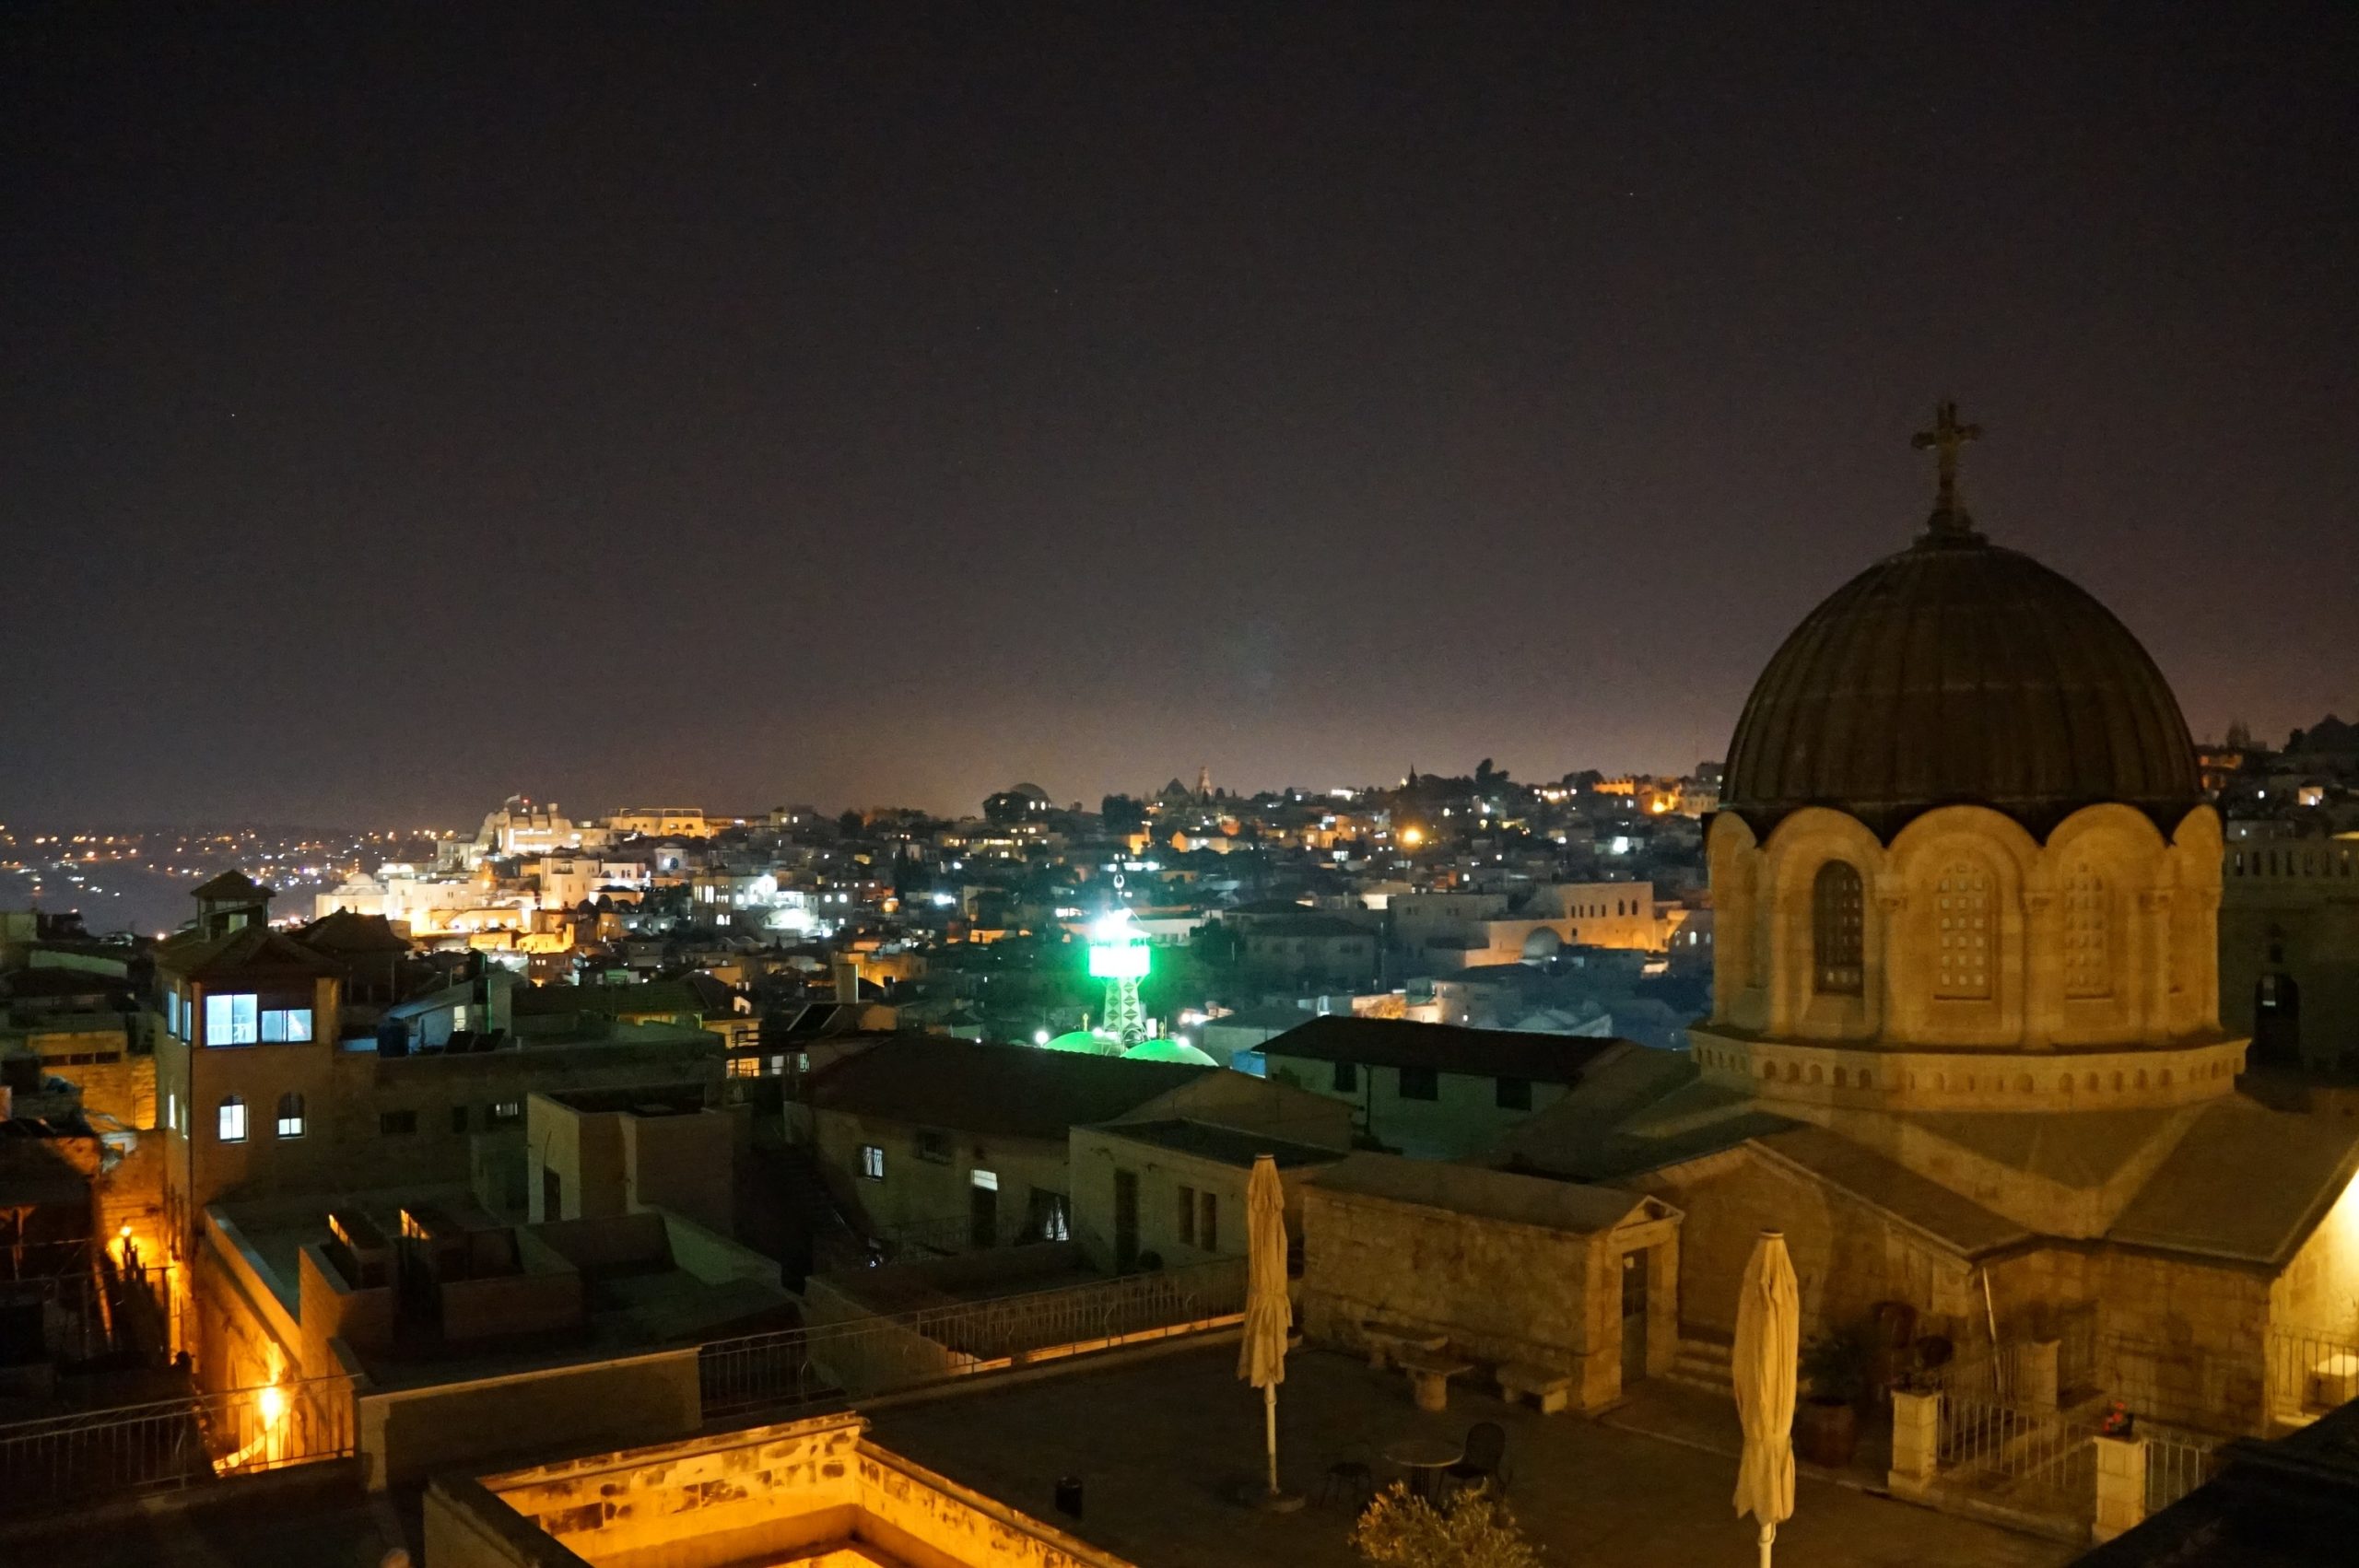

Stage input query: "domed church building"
[{"left": 1503, "top": 408, "right": 2359, "bottom": 1434}]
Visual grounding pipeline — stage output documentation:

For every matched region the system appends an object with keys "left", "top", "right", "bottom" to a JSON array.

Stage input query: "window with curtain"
[
  {"left": 276, "top": 1092, "right": 305, "bottom": 1138},
  {"left": 1813, "top": 861, "right": 1864, "bottom": 995}
]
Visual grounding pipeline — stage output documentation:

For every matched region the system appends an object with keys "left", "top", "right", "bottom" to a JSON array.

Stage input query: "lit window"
[
  {"left": 859, "top": 1144, "right": 886, "bottom": 1180},
  {"left": 276, "top": 1093, "right": 305, "bottom": 1139},
  {"left": 490, "top": 1100, "right": 522, "bottom": 1125},
  {"left": 261, "top": 1007, "right": 313, "bottom": 1043},
  {"left": 217, "top": 1095, "right": 248, "bottom": 1143},
  {"left": 205, "top": 993, "right": 259, "bottom": 1046}
]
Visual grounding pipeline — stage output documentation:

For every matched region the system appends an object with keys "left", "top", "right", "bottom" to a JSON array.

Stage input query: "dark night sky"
[{"left": 6, "top": 5, "right": 2355, "bottom": 826}]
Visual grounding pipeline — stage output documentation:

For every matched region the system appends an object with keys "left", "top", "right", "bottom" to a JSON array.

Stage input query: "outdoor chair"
[
  {"left": 1444, "top": 1420, "right": 1509, "bottom": 1499},
  {"left": 1319, "top": 1458, "right": 1375, "bottom": 1511}
]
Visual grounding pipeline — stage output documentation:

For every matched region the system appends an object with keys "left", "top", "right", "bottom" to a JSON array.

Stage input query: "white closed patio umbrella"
[
  {"left": 1238, "top": 1153, "right": 1299, "bottom": 1508},
  {"left": 1732, "top": 1230, "right": 1799, "bottom": 1567}
]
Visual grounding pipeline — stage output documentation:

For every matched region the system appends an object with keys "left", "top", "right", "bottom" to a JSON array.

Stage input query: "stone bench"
[
  {"left": 1395, "top": 1349, "right": 1474, "bottom": 1413},
  {"left": 1361, "top": 1321, "right": 1449, "bottom": 1372},
  {"left": 1496, "top": 1361, "right": 1575, "bottom": 1415}
]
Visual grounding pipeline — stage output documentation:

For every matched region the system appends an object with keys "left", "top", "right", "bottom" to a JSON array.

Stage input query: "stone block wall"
[
  {"left": 1986, "top": 1243, "right": 2273, "bottom": 1433},
  {"left": 1626, "top": 1147, "right": 1975, "bottom": 1342},
  {"left": 1297, "top": 1184, "right": 1676, "bottom": 1410}
]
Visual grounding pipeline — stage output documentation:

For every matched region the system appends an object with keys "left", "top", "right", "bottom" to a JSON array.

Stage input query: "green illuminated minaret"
[{"left": 1086, "top": 907, "right": 1150, "bottom": 1048}]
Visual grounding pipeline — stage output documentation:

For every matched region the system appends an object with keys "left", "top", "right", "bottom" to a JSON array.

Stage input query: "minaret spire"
[{"left": 1911, "top": 400, "right": 1984, "bottom": 541}]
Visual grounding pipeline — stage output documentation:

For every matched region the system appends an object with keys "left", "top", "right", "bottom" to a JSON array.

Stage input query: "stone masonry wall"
[
  {"left": 1299, "top": 1186, "right": 1605, "bottom": 1370},
  {"left": 1625, "top": 1147, "right": 1976, "bottom": 1343}
]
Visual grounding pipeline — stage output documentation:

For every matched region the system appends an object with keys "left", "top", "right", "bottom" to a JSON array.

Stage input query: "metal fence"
[
  {"left": 2143, "top": 1425, "right": 2221, "bottom": 1516},
  {"left": 2264, "top": 1326, "right": 2359, "bottom": 1430},
  {"left": 1933, "top": 1388, "right": 2219, "bottom": 1529},
  {"left": 0, "top": 1374, "right": 352, "bottom": 1514},
  {"left": 1936, "top": 1390, "right": 2099, "bottom": 1524},
  {"left": 700, "top": 1256, "right": 1249, "bottom": 1419}
]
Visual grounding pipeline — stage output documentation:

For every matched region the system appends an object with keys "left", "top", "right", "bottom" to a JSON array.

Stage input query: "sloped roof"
[
  {"left": 295, "top": 910, "right": 411, "bottom": 955},
  {"left": 2107, "top": 1099, "right": 2359, "bottom": 1265},
  {"left": 1262, "top": 1016, "right": 1626, "bottom": 1086},
  {"left": 190, "top": 870, "right": 273, "bottom": 903},
  {"left": 804, "top": 1036, "right": 1210, "bottom": 1141},
  {"left": 1092, "top": 1118, "right": 1345, "bottom": 1170},
  {"left": 1753, "top": 1125, "right": 2033, "bottom": 1258},
  {"left": 156, "top": 924, "right": 337, "bottom": 981},
  {"left": 1309, "top": 1152, "right": 1667, "bottom": 1236}
]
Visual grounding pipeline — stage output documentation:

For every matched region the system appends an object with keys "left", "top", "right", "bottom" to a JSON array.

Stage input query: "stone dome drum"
[{"left": 1719, "top": 529, "right": 2201, "bottom": 844}]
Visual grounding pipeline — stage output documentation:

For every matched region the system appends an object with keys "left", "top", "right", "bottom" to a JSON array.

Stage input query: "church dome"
[{"left": 1721, "top": 420, "right": 2200, "bottom": 843}]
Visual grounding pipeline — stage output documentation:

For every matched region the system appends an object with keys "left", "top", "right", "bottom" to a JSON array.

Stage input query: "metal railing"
[
  {"left": 700, "top": 1256, "right": 1248, "bottom": 1419},
  {"left": 2143, "top": 1427, "right": 2221, "bottom": 1516},
  {"left": 0, "top": 1374, "right": 353, "bottom": 1514},
  {"left": 2264, "top": 1326, "right": 2359, "bottom": 1430},
  {"left": 1936, "top": 1390, "right": 2098, "bottom": 1523},
  {"left": 1932, "top": 1387, "right": 2220, "bottom": 1530},
  {"left": 863, "top": 1208, "right": 1069, "bottom": 1264}
]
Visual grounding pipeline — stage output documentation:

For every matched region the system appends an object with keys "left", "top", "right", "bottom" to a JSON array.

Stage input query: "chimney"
[{"left": 833, "top": 957, "right": 863, "bottom": 1005}]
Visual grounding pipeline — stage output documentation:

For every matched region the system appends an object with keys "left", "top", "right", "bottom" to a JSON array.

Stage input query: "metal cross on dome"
[{"left": 1912, "top": 400, "right": 1983, "bottom": 532}]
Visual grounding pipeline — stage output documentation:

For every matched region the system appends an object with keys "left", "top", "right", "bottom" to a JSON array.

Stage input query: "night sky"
[{"left": 6, "top": 5, "right": 2354, "bottom": 826}]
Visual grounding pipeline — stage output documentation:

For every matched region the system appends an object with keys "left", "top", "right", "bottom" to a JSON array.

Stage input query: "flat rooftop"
[
  {"left": 214, "top": 1192, "right": 792, "bottom": 1387},
  {"left": 863, "top": 1342, "right": 2076, "bottom": 1568}
]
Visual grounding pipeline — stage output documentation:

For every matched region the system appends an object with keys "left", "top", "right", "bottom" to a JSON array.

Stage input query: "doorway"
[
  {"left": 968, "top": 1169, "right": 1000, "bottom": 1248},
  {"left": 1113, "top": 1169, "right": 1139, "bottom": 1270},
  {"left": 1620, "top": 1248, "right": 1649, "bottom": 1388}
]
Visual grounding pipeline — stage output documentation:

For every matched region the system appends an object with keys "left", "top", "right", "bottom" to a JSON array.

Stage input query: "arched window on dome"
[
  {"left": 1934, "top": 860, "right": 1992, "bottom": 1000},
  {"left": 1812, "top": 861, "right": 1864, "bottom": 996},
  {"left": 2064, "top": 860, "right": 2112, "bottom": 999}
]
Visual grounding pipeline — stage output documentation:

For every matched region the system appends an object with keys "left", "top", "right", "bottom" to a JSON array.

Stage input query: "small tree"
[{"left": 1350, "top": 1483, "right": 1541, "bottom": 1568}]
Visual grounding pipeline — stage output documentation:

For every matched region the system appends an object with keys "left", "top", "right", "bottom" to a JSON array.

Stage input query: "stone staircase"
[{"left": 1662, "top": 1333, "right": 1733, "bottom": 1397}]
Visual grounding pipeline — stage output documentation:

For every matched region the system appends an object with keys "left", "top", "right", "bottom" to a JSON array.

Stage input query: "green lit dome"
[
  {"left": 1042, "top": 1029, "right": 1121, "bottom": 1055},
  {"left": 1122, "top": 1037, "right": 1216, "bottom": 1066}
]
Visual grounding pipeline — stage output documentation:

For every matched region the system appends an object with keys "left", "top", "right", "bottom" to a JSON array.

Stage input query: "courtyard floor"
[{"left": 866, "top": 1342, "right": 2079, "bottom": 1568}]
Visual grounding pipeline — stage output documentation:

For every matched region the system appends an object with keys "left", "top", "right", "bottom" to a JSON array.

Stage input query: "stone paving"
[{"left": 867, "top": 1342, "right": 2079, "bottom": 1568}]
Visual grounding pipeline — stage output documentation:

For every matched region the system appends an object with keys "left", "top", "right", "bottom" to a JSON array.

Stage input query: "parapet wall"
[{"left": 427, "top": 1412, "right": 1138, "bottom": 1568}]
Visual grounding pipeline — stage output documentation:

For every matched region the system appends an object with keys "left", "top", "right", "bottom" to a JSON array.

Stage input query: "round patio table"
[{"left": 1383, "top": 1435, "right": 1463, "bottom": 1504}]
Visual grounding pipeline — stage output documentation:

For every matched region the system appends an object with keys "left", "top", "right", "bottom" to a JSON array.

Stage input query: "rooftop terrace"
[{"left": 862, "top": 1341, "right": 2076, "bottom": 1568}]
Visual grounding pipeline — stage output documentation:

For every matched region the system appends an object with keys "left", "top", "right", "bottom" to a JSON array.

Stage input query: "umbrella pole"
[
  {"left": 1263, "top": 1384, "right": 1278, "bottom": 1495},
  {"left": 1757, "top": 1520, "right": 1775, "bottom": 1568}
]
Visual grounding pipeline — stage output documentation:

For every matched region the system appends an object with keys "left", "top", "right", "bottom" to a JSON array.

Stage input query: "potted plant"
[
  {"left": 1795, "top": 1324, "right": 1872, "bottom": 1466},
  {"left": 1351, "top": 1482, "right": 1541, "bottom": 1568}
]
